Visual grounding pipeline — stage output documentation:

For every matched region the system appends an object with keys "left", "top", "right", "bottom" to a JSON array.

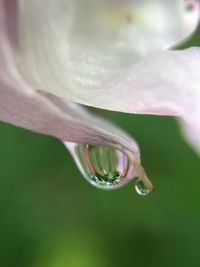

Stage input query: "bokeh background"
[{"left": 0, "top": 25, "right": 200, "bottom": 267}]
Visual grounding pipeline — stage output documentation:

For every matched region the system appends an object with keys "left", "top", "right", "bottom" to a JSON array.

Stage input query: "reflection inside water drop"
[{"left": 75, "top": 144, "right": 133, "bottom": 189}]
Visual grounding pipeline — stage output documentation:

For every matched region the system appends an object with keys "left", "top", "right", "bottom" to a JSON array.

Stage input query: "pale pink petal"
[
  {"left": 19, "top": 0, "right": 200, "bottom": 62},
  {"left": 20, "top": 45, "right": 200, "bottom": 122},
  {"left": 0, "top": 38, "right": 140, "bottom": 159},
  {"left": 17, "top": 0, "right": 199, "bottom": 107},
  {"left": 64, "top": 48, "right": 200, "bottom": 121},
  {"left": 1, "top": 1, "right": 199, "bottom": 147}
]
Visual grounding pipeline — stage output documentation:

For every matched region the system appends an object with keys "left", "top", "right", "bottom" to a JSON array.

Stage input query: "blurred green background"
[{"left": 0, "top": 27, "right": 200, "bottom": 267}]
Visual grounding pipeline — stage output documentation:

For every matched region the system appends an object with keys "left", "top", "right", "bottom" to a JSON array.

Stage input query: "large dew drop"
[
  {"left": 75, "top": 144, "right": 133, "bottom": 189},
  {"left": 65, "top": 143, "right": 154, "bottom": 194}
]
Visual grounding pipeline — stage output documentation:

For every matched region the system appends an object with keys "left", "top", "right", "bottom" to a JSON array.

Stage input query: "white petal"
[
  {"left": 18, "top": 0, "right": 200, "bottom": 105},
  {"left": 15, "top": 0, "right": 200, "bottom": 152},
  {"left": 71, "top": 48, "right": 200, "bottom": 120},
  {"left": 19, "top": 0, "right": 200, "bottom": 63},
  {"left": 19, "top": 44, "right": 200, "bottom": 119}
]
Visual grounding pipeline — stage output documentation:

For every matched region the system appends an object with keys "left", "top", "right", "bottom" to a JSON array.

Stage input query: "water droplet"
[
  {"left": 75, "top": 144, "right": 133, "bottom": 189},
  {"left": 135, "top": 179, "right": 151, "bottom": 196}
]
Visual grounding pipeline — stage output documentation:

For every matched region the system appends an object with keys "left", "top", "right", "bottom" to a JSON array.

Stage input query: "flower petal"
[
  {"left": 20, "top": 43, "right": 200, "bottom": 122},
  {"left": 1, "top": 58, "right": 145, "bottom": 168},
  {"left": 2, "top": 1, "right": 199, "bottom": 122},
  {"left": 13, "top": 0, "right": 200, "bottom": 152},
  {"left": 0, "top": 1, "right": 127, "bottom": 146},
  {"left": 19, "top": 0, "right": 200, "bottom": 63},
  {"left": 17, "top": 0, "right": 200, "bottom": 107},
  {"left": 0, "top": 24, "right": 138, "bottom": 153},
  {"left": 64, "top": 47, "right": 200, "bottom": 121}
]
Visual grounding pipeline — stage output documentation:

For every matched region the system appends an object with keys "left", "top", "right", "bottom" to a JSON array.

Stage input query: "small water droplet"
[
  {"left": 75, "top": 144, "right": 133, "bottom": 189},
  {"left": 135, "top": 179, "right": 151, "bottom": 196}
]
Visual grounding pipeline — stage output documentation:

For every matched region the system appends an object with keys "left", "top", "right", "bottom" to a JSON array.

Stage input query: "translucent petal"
[{"left": 17, "top": 0, "right": 200, "bottom": 113}]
